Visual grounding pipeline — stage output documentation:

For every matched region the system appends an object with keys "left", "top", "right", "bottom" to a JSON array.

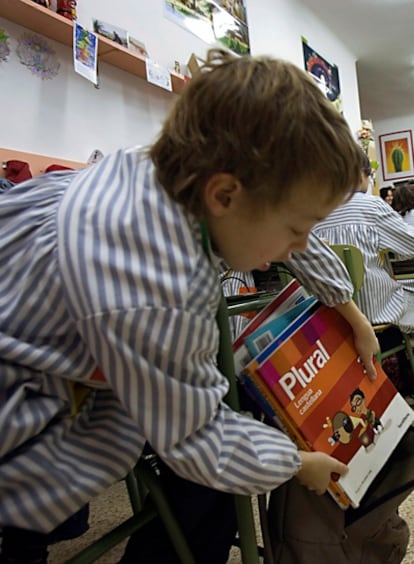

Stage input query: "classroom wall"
[{"left": 0, "top": 0, "right": 362, "bottom": 162}]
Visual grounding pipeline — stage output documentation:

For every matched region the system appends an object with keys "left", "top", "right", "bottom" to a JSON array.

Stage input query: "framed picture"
[{"left": 379, "top": 130, "right": 414, "bottom": 182}]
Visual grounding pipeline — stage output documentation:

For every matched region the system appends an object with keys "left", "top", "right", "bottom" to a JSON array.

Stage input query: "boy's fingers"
[
  {"left": 359, "top": 355, "right": 377, "bottom": 380},
  {"left": 366, "top": 359, "right": 377, "bottom": 380},
  {"left": 334, "top": 460, "right": 348, "bottom": 477}
]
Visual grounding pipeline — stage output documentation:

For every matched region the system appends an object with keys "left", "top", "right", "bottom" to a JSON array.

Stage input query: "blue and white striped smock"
[
  {"left": 313, "top": 191, "right": 414, "bottom": 332},
  {"left": 223, "top": 232, "right": 355, "bottom": 340},
  {"left": 0, "top": 147, "right": 301, "bottom": 533}
]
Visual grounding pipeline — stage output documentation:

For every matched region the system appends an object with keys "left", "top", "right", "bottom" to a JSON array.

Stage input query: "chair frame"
[
  {"left": 66, "top": 457, "right": 197, "bottom": 564},
  {"left": 329, "top": 244, "right": 414, "bottom": 382}
]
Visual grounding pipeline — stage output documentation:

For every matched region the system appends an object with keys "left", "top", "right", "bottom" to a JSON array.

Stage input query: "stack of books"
[{"left": 235, "top": 279, "right": 414, "bottom": 509}]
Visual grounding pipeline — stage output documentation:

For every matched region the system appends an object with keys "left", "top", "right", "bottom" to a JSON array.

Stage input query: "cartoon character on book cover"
[{"left": 325, "top": 387, "right": 384, "bottom": 449}]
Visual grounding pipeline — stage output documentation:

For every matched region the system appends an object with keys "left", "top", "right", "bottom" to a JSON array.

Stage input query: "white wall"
[
  {"left": 247, "top": 0, "right": 361, "bottom": 135},
  {"left": 0, "top": 0, "right": 362, "bottom": 163}
]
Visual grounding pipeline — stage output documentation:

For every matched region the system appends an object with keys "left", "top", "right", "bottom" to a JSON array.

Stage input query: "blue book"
[{"left": 244, "top": 296, "right": 318, "bottom": 358}]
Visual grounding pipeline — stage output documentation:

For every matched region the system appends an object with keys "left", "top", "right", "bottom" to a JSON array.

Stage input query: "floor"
[{"left": 47, "top": 481, "right": 414, "bottom": 563}]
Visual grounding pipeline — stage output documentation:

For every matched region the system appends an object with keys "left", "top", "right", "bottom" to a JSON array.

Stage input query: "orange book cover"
[
  {"left": 243, "top": 363, "right": 352, "bottom": 508},
  {"left": 243, "top": 302, "right": 413, "bottom": 508}
]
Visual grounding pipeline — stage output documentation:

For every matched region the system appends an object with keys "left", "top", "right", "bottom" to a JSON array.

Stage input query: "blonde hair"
[{"left": 150, "top": 49, "right": 362, "bottom": 216}]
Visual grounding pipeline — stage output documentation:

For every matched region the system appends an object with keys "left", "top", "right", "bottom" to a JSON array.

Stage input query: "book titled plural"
[{"left": 237, "top": 282, "right": 414, "bottom": 509}]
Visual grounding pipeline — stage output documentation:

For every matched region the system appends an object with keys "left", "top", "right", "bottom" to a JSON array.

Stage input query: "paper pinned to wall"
[
  {"left": 145, "top": 59, "right": 172, "bottom": 91},
  {"left": 73, "top": 22, "right": 98, "bottom": 85}
]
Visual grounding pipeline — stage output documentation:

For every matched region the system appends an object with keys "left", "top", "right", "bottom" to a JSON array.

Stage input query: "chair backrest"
[
  {"left": 216, "top": 293, "right": 266, "bottom": 563},
  {"left": 202, "top": 219, "right": 264, "bottom": 563},
  {"left": 329, "top": 244, "right": 365, "bottom": 302}
]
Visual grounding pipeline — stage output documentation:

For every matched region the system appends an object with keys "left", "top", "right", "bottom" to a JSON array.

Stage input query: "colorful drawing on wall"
[
  {"left": 164, "top": 0, "right": 250, "bottom": 55},
  {"left": 73, "top": 23, "right": 98, "bottom": 85},
  {"left": 0, "top": 28, "right": 11, "bottom": 63},
  {"left": 16, "top": 32, "right": 60, "bottom": 79},
  {"left": 379, "top": 130, "right": 414, "bottom": 182},
  {"left": 302, "top": 39, "right": 342, "bottom": 114}
]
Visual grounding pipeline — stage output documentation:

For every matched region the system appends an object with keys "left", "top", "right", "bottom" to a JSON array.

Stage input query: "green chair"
[
  {"left": 330, "top": 243, "right": 414, "bottom": 383},
  {"left": 329, "top": 244, "right": 364, "bottom": 303},
  {"left": 66, "top": 457, "right": 196, "bottom": 564},
  {"left": 217, "top": 292, "right": 274, "bottom": 564}
]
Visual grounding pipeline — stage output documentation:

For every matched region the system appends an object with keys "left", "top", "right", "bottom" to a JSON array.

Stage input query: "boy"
[{"left": 0, "top": 49, "right": 376, "bottom": 562}]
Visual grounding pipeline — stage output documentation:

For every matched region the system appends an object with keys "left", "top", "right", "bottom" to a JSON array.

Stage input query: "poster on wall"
[
  {"left": 302, "top": 39, "right": 342, "bottom": 114},
  {"left": 164, "top": 0, "right": 250, "bottom": 56},
  {"left": 73, "top": 23, "right": 98, "bottom": 85},
  {"left": 379, "top": 130, "right": 414, "bottom": 182}
]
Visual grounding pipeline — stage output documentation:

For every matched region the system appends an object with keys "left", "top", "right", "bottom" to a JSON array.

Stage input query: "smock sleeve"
[{"left": 286, "top": 232, "right": 353, "bottom": 306}]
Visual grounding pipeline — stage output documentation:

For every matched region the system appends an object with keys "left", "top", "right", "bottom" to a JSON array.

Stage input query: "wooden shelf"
[
  {"left": 0, "top": 0, "right": 188, "bottom": 94},
  {"left": 0, "top": 147, "right": 85, "bottom": 176}
]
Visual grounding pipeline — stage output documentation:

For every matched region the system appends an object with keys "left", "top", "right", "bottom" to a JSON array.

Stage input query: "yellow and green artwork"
[{"left": 380, "top": 130, "right": 414, "bottom": 182}]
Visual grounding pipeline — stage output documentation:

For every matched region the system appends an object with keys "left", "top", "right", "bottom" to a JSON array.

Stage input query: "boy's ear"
[{"left": 204, "top": 173, "right": 243, "bottom": 217}]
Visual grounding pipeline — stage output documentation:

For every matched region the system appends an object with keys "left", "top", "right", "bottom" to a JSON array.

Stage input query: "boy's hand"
[
  {"left": 352, "top": 320, "right": 380, "bottom": 381},
  {"left": 334, "top": 301, "right": 379, "bottom": 380},
  {"left": 296, "top": 451, "right": 348, "bottom": 495}
]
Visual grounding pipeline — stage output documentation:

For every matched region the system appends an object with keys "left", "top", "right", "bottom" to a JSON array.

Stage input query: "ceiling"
[{"left": 299, "top": 0, "right": 414, "bottom": 122}]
